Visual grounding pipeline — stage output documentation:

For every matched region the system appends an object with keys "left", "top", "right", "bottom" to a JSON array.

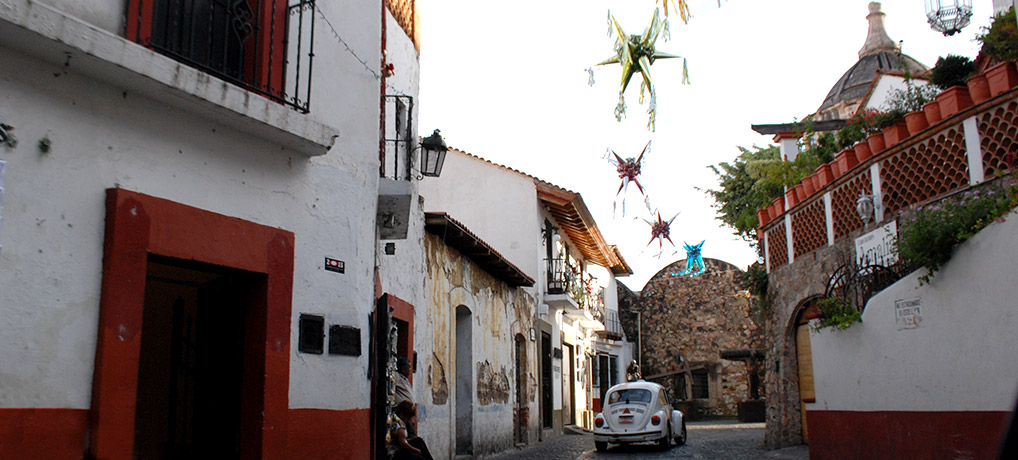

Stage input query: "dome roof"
[
  {"left": 817, "top": 51, "right": 927, "bottom": 115},
  {"left": 817, "top": 2, "right": 928, "bottom": 118}
]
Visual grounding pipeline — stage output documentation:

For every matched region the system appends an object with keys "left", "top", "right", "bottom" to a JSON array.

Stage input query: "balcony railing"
[
  {"left": 546, "top": 257, "right": 579, "bottom": 296},
  {"left": 126, "top": 0, "right": 315, "bottom": 113},
  {"left": 759, "top": 83, "right": 1018, "bottom": 272}
]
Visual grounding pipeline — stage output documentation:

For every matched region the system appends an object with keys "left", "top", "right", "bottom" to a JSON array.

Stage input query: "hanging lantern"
[{"left": 925, "top": 0, "right": 973, "bottom": 36}]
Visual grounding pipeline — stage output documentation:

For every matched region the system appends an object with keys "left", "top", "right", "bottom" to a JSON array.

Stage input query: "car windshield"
[{"left": 607, "top": 388, "right": 652, "bottom": 404}]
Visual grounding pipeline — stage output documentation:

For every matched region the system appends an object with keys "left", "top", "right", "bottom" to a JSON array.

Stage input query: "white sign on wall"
[
  {"left": 895, "top": 297, "right": 922, "bottom": 330},
  {"left": 855, "top": 221, "right": 898, "bottom": 267}
]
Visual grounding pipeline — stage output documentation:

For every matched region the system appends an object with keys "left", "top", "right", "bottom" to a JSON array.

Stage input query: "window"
[
  {"left": 298, "top": 314, "right": 324, "bottom": 354},
  {"left": 691, "top": 370, "right": 710, "bottom": 399},
  {"left": 591, "top": 356, "right": 600, "bottom": 387},
  {"left": 607, "top": 389, "right": 652, "bottom": 404},
  {"left": 125, "top": 0, "right": 315, "bottom": 112}
]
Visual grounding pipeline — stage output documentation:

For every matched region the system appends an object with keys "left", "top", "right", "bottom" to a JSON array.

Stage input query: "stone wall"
[
  {"left": 763, "top": 237, "right": 853, "bottom": 447},
  {"left": 630, "top": 258, "right": 763, "bottom": 417}
]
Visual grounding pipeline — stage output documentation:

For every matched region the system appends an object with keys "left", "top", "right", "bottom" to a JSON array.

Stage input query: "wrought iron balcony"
[{"left": 126, "top": 0, "right": 315, "bottom": 113}]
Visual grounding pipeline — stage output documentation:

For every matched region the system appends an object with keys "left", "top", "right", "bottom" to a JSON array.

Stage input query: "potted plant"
[
  {"left": 784, "top": 187, "right": 798, "bottom": 209},
  {"left": 966, "top": 72, "right": 991, "bottom": 103},
  {"left": 931, "top": 55, "right": 977, "bottom": 118},
  {"left": 793, "top": 183, "right": 806, "bottom": 203},
  {"left": 866, "top": 132, "right": 886, "bottom": 155},
  {"left": 854, "top": 140, "right": 873, "bottom": 162},
  {"left": 800, "top": 175, "right": 816, "bottom": 197},
  {"left": 986, "top": 61, "right": 1018, "bottom": 97},
  {"left": 881, "top": 119, "right": 911, "bottom": 147},
  {"left": 904, "top": 110, "right": 929, "bottom": 135},
  {"left": 930, "top": 55, "right": 977, "bottom": 90},
  {"left": 835, "top": 149, "right": 858, "bottom": 176},
  {"left": 772, "top": 196, "right": 785, "bottom": 216},
  {"left": 757, "top": 208, "right": 770, "bottom": 227},
  {"left": 923, "top": 100, "right": 942, "bottom": 125},
  {"left": 976, "top": 6, "right": 1018, "bottom": 67},
  {"left": 815, "top": 164, "right": 835, "bottom": 188}
]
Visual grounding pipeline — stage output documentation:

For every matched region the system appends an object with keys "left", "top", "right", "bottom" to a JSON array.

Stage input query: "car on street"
[{"left": 592, "top": 380, "right": 686, "bottom": 452}]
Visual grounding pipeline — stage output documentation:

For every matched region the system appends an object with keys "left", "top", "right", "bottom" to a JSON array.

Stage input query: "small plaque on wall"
[{"left": 329, "top": 325, "right": 361, "bottom": 356}]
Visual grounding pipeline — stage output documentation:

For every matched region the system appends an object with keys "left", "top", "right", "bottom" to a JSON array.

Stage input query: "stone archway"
[{"left": 787, "top": 295, "right": 823, "bottom": 444}]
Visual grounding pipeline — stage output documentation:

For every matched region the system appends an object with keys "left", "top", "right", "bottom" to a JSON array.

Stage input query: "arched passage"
[{"left": 788, "top": 295, "right": 823, "bottom": 444}]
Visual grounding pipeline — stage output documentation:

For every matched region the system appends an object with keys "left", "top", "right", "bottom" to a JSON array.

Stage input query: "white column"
[
  {"left": 763, "top": 231, "right": 771, "bottom": 273},
  {"left": 963, "top": 116, "right": 985, "bottom": 185},
  {"left": 824, "top": 192, "right": 834, "bottom": 246},
  {"left": 870, "top": 163, "right": 884, "bottom": 223},
  {"left": 774, "top": 132, "right": 800, "bottom": 162},
  {"left": 785, "top": 214, "right": 794, "bottom": 264}
]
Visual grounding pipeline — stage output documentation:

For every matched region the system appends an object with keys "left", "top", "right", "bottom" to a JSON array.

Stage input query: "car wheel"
[
  {"left": 595, "top": 441, "right": 608, "bottom": 452},
  {"left": 675, "top": 420, "right": 687, "bottom": 446},
  {"left": 658, "top": 423, "right": 672, "bottom": 450}
]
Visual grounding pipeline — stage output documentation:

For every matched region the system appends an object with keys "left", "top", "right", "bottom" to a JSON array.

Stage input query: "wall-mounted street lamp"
[
  {"left": 857, "top": 194, "right": 876, "bottom": 225},
  {"left": 925, "top": 0, "right": 973, "bottom": 36},
  {"left": 420, "top": 129, "right": 448, "bottom": 177}
]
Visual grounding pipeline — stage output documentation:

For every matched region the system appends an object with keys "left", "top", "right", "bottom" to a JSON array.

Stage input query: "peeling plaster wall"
[
  {"left": 419, "top": 234, "right": 539, "bottom": 458},
  {"left": 0, "top": 0, "right": 388, "bottom": 414}
]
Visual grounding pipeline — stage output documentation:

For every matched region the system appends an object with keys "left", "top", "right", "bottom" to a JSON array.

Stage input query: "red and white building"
[{"left": 0, "top": 0, "right": 428, "bottom": 458}]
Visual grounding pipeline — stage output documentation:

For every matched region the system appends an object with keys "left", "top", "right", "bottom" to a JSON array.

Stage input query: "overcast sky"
[{"left": 417, "top": 0, "right": 995, "bottom": 290}]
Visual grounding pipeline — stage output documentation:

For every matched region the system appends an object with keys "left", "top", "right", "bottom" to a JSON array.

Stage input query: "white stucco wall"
[
  {"left": 0, "top": 0, "right": 398, "bottom": 414},
  {"left": 808, "top": 216, "right": 1018, "bottom": 413},
  {"left": 862, "top": 74, "right": 935, "bottom": 113},
  {"left": 418, "top": 149, "right": 542, "bottom": 282}
]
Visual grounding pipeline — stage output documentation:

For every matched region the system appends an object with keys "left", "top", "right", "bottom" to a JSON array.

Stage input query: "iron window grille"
[
  {"left": 691, "top": 370, "right": 709, "bottom": 399},
  {"left": 383, "top": 95, "right": 414, "bottom": 180},
  {"left": 126, "top": 0, "right": 315, "bottom": 113}
]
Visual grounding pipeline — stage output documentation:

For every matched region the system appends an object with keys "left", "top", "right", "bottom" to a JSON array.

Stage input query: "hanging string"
[{"left": 314, "top": 4, "right": 410, "bottom": 97}]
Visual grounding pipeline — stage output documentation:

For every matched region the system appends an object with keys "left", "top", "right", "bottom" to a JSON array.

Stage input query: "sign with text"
[
  {"left": 855, "top": 221, "right": 898, "bottom": 267},
  {"left": 895, "top": 297, "right": 922, "bottom": 330}
]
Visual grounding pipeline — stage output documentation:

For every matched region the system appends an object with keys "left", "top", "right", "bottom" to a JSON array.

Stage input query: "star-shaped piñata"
[
  {"left": 596, "top": 9, "right": 688, "bottom": 131},
  {"left": 645, "top": 211, "right": 678, "bottom": 248},
  {"left": 610, "top": 141, "right": 649, "bottom": 196}
]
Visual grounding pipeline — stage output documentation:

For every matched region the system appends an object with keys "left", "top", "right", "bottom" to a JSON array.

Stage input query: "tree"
[{"left": 703, "top": 145, "right": 783, "bottom": 246}]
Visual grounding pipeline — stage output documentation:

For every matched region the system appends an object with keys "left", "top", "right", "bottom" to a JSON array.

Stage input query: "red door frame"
[{"left": 89, "top": 188, "right": 294, "bottom": 460}]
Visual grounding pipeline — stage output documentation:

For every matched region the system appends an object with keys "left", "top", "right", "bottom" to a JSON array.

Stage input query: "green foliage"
[
  {"left": 743, "top": 262, "right": 768, "bottom": 297},
  {"left": 930, "top": 55, "right": 977, "bottom": 90},
  {"left": 704, "top": 145, "right": 783, "bottom": 244},
  {"left": 883, "top": 80, "right": 939, "bottom": 114},
  {"left": 813, "top": 297, "right": 862, "bottom": 332},
  {"left": 896, "top": 180, "right": 1018, "bottom": 285},
  {"left": 977, "top": 7, "right": 1018, "bottom": 63}
]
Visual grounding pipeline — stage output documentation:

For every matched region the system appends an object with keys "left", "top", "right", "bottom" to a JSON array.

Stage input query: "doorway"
[
  {"left": 514, "top": 334, "right": 527, "bottom": 444},
  {"left": 563, "top": 343, "right": 574, "bottom": 425},
  {"left": 796, "top": 323, "right": 815, "bottom": 443},
  {"left": 455, "top": 306, "right": 473, "bottom": 455},
  {"left": 540, "top": 332, "right": 552, "bottom": 429},
  {"left": 133, "top": 256, "right": 264, "bottom": 460},
  {"left": 90, "top": 189, "right": 294, "bottom": 460}
]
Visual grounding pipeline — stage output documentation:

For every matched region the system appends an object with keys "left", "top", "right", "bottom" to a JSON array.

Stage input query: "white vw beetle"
[{"left": 593, "top": 380, "right": 686, "bottom": 451}]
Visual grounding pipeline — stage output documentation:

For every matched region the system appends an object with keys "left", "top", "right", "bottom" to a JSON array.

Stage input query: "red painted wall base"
[
  {"left": 0, "top": 407, "right": 371, "bottom": 460},
  {"left": 0, "top": 409, "right": 88, "bottom": 460},
  {"left": 807, "top": 410, "right": 1010, "bottom": 460}
]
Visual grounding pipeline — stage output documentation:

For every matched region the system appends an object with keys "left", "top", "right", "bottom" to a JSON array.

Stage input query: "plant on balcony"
[
  {"left": 896, "top": 179, "right": 1018, "bottom": 285},
  {"left": 976, "top": 6, "right": 1018, "bottom": 64},
  {"left": 884, "top": 79, "right": 940, "bottom": 113},
  {"left": 930, "top": 55, "right": 977, "bottom": 90},
  {"left": 703, "top": 145, "right": 783, "bottom": 247},
  {"left": 813, "top": 296, "right": 862, "bottom": 332}
]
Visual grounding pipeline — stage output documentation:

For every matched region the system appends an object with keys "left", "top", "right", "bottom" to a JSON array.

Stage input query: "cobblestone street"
[{"left": 485, "top": 421, "right": 808, "bottom": 460}]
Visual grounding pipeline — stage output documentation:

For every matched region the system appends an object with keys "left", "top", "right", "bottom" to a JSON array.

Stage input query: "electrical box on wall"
[
  {"left": 377, "top": 179, "right": 411, "bottom": 239},
  {"left": 329, "top": 325, "right": 361, "bottom": 356},
  {"left": 298, "top": 314, "right": 325, "bottom": 354}
]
